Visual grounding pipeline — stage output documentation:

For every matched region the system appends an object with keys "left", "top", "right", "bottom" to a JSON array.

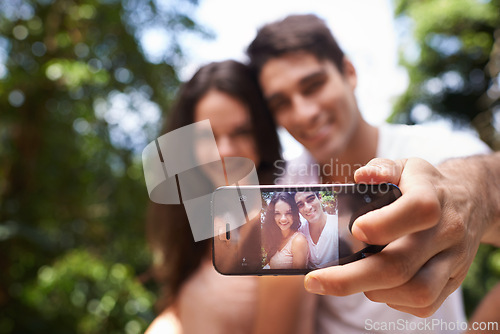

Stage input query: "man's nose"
[{"left": 291, "top": 95, "right": 321, "bottom": 125}]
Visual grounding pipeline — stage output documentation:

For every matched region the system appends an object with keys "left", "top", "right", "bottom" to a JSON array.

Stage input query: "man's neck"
[
  {"left": 309, "top": 211, "right": 327, "bottom": 244},
  {"left": 320, "top": 120, "right": 378, "bottom": 184}
]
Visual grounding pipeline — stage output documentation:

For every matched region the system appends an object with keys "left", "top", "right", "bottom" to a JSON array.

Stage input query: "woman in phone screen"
[{"left": 263, "top": 192, "right": 309, "bottom": 269}]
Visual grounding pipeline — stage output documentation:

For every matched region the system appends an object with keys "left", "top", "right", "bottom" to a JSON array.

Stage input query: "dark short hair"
[
  {"left": 247, "top": 14, "right": 345, "bottom": 75},
  {"left": 291, "top": 191, "right": 320, "bottom": 203}
]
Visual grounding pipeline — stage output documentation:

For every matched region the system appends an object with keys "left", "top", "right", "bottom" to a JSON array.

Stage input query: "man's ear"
[{"left": 342, "top": 57, "right": 357, "bottom": 90}]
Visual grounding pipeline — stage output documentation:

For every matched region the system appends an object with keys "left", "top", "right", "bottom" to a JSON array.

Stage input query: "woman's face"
[
  {"left": 274, "top": 200, "right": 294, "bottom": 232},
  {"left": 194, "top": 90, "right": 260, "bottom": 185}
]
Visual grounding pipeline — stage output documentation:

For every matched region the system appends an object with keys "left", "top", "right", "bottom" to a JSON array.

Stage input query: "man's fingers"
[
  {"left": 354, "top": 158, "right": 406, "bottom": 185},
  {"left": 352, "top": 184, "right": 441, "bottom": 245},
  {"left": 385, "top": 278, "right": 462, "bottom": 318},
  {"left": 363, "top": 251, "right": 454, "bottom": 308},
  {"left": 304, "top": 252, "right": 411, "bottom": 296},
  {"left": 304, "top": 232, "right": 450, "bottom": 296},
  {"left": 352, "top": 158, "right": 444, "bottom": 245}
]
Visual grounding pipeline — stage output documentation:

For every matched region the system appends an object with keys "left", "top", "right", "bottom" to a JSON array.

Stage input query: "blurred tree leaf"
[
  {"left": 391, "top": 0, "right": 500, "bottom": 150},
  {"left": 21, "top": 249, "right": 155, "bottom": 334}
]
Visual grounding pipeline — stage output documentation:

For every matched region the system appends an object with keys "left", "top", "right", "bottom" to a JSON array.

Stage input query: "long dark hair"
[
  {"left": 262, "top": 192, "right": 301, "bottom": 262},
  {"left": 146, "top": 60, "right": 281, "bottom": 311}
]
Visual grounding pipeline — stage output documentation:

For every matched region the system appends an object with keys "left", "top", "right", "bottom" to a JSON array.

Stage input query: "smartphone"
[{"left": 212, "top": 183, "right": 401, "bottom": 275}]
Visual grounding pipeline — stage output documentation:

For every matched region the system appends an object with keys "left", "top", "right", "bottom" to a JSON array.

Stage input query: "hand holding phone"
[{"left": 212, "top": 183, "right": 401, "bottom": 275}]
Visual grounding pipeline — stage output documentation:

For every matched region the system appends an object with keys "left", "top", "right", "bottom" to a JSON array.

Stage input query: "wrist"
[
  {"left": 480, "top": 154, "right": 500, "bottom": 245},
  {"left": 438, "top": 155, "right": 500, "bottom": 246}
]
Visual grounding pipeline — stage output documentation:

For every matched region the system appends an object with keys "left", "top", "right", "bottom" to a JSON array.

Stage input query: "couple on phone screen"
[{"left": 263, "top": 191, "right": 339, "bottom": 270}]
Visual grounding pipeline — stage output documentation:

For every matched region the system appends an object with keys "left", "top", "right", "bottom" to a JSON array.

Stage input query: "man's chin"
[{"left": 312, "top": 138, "right": 347, "bottom": 161}]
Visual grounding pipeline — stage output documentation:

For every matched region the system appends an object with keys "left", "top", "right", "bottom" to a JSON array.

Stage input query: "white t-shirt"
[
  {"left": 299, "top": 214, "right": 339, "bottom": 269},
  {"left": 281, "top": 123, "right": 491, "bottom": 334}
]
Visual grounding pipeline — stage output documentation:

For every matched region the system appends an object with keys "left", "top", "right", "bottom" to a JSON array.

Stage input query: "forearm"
[
  {"left": 438, "top": 152, "right": 500, "bottom": 246},
  {"left": 252, "top": 277, "right": 314, "bottom": 334},
  {"left": 467, "top": 282, "right": 500, "bottom": 333}
]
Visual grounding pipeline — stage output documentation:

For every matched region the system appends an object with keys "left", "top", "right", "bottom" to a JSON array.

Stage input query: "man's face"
[
  {"left": 294, "top": 192, "right": 324, "bottom": 223},
  {"left": 259, "top": 52, "right": 360, "bottom": 163}
]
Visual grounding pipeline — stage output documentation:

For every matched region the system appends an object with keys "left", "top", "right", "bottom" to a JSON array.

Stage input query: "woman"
[
  {"left": 145, "top": 60, "right": 315, "bottom": 334},
  {"left": 263, "top": 192, "right": 308, "bottom": 269}
]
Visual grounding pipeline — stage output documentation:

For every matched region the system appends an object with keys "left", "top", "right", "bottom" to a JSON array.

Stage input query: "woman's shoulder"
[
  {"left": 292, "top": 232, "right": 308, "bottom": 249},
  {"left": 145, "top": 308, "right": 182, "bottom": 334}
]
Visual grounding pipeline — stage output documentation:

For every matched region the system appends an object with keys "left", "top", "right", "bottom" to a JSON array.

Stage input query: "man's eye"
[{"left": 303, "top": 79, "right": 324, "bottom": 95}]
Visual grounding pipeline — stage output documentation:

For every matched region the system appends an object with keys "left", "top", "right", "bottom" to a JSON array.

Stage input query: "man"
[
  {"left": 294, "top": 192, "right": 339, "bottom": 268},
  {"left": 247, "top": 14, "right": 491, "bottom": 333},
  {"left": 306, "top": 154, "right": 500, "bottom": 306}
]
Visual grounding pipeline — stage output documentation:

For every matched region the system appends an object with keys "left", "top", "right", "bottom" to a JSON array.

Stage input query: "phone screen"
[{"left": 212, "top": 184, "right": 401, "bottom": 275}]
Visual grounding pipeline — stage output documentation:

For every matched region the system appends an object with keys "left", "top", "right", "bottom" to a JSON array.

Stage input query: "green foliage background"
[
  {"left": 0, "top": 0, "right": 211, "bottom": 332},
  {"left": 392, "top": 0, "right": 500, "bottom": 150},
  {"left": 393, "top": 0, "right": 500, "bottom": 317},
  {"left": 1, "top": 0, "right": 499, "bottom": 332}
]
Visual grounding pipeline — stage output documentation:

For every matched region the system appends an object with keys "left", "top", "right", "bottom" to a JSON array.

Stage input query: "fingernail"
[
  {"left": 352, "top": 224, "right": 368, "bottom": 243},
  {"left": 305, "top": 276, "right": 325, "bottom": 295}
]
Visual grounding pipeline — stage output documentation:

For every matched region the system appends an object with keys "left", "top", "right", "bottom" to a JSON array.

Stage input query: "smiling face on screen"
[
  {"left": 274, "top": 199, "right": 294, "bottom": 234},
  {"left": 294, "top": 191, "right": 325, "bottom": 224}
]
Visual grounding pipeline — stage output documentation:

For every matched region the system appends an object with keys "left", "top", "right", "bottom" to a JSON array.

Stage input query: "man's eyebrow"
[
  {"left": 298, "top": 69, "right": 327, "bottom": 87},
  {"left": 264, "top": 68, "right": 327, "bottom": 103}
]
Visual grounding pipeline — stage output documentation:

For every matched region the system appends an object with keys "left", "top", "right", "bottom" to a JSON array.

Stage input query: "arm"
[
  {"left": 304, "top": 153, "right": 500, "bottom": 317},
  {"left": 252, "top": 276, "right": 316, "bottom": 334},
  {"left": 350, "top": 154, "right": 500, "bottom": 246},
  {"left": 467, "top": 282, "right": 500, "bottom": 333},
  {"left": 291, "top": 233, "right": 309, "bottom": 269},
  {"left": 437, "top": 153, "right": 500, "bottom": 245},
  {"left": 251, "top": 234, "right": 313, "bottom": 334}
]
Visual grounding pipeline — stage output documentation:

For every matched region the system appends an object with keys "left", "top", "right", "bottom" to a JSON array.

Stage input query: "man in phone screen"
[
  {"left": 294, "top": 192, "right": 339, "bottom": 269},
  {"left": 247, "top": 13, "right": 491, "bottom": 334}
]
